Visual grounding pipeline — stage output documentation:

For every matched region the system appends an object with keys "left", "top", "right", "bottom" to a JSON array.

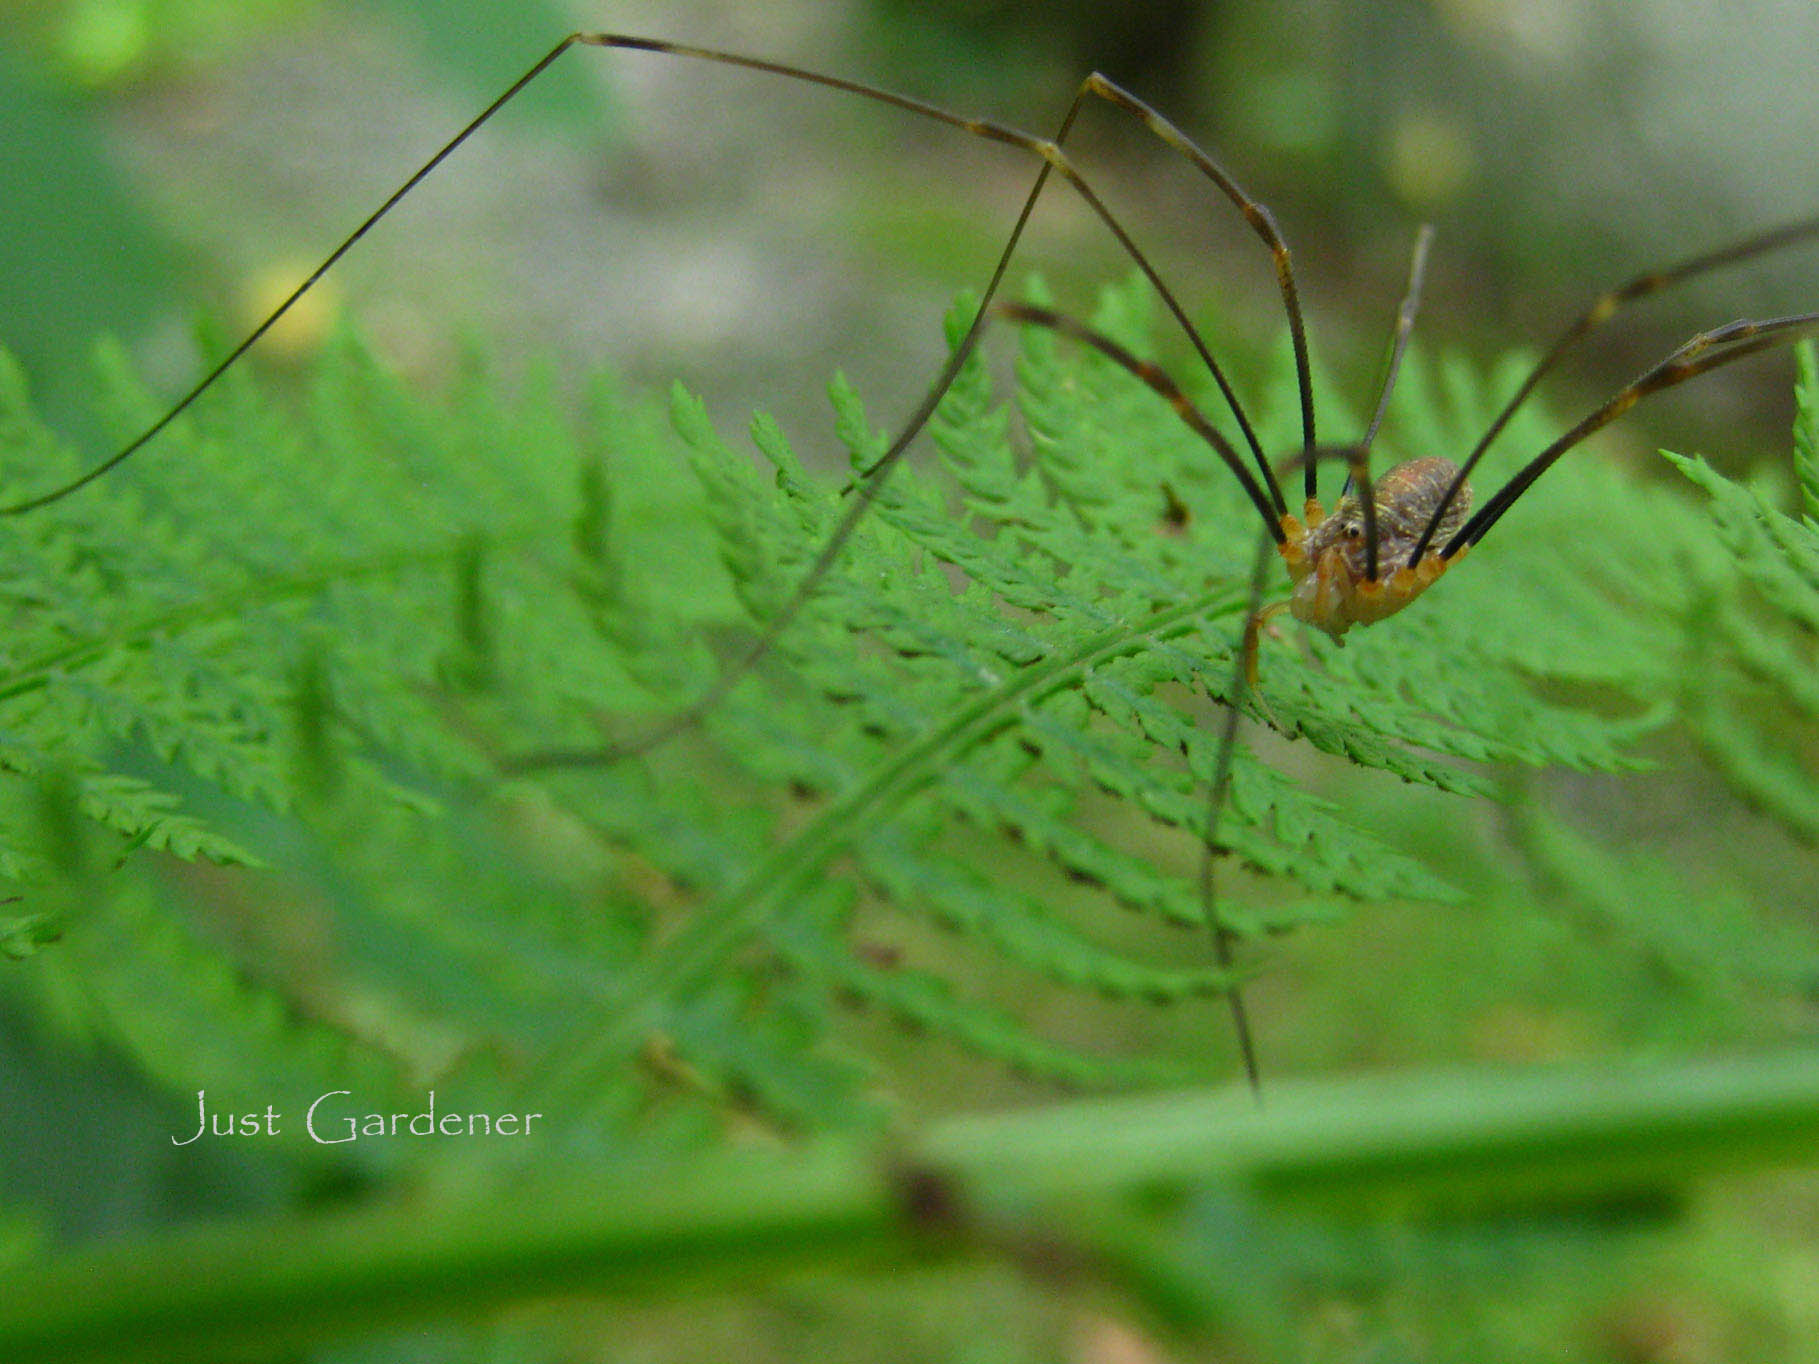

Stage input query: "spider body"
[{"left": 1278, "top": 457, "right": 1472, "bottom": 641}]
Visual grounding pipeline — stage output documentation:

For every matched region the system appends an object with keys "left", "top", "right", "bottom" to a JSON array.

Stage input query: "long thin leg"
[
  {"left": 994, "top": 304, "right": 1283, "bottom": 537},
  {"left": 594, "top": 43, "right": 1279, "bottom": 503},
  {"left": 1350, "top": 224, "right": 1436, "bottom": 581},
  {"left": 18, "top": 32, "right": 1299, "bottom": 782},
  {"left": 1448, "top": 311, "right": 1819, "bottom": 553},
  {"left": 1201, "top": 524, "right": 1279, "bottom": 1098},
  {"left": 1406, "top": 214, "right": 1819, "bottom": 566},
  {"left": 1360, "top": 226, "right": 1435, "bottom": 459},
  {"left": 997, "top": 297, "right": 1288, "bottom": 1093},
  {"left": 0, "top": 36, "right": 584, "bottom": 516},
  {"left": 1077, "top": 75, "right": 1317, "bottom": 501},
  {"left": 1011, "top": 301, "right": 1282, "bottom": 1091},
  {"left": 6, "top": 33, "right": 1279, "bottom": 523},
  {"left": 1009, "top": 221, "right": 1433, "bottom": 583},
  {"left": 853, "top": 296, "right": 1291, "bottom": 1088},
  {"left": 510, "top": 299, "right": 1292, "bottom": 774},
  {"left": 929, "top": 299, "right": 1483, "bottom": 1092},
  {"left": 993, "top": 299, "right": 1410, "bottom": 564}
]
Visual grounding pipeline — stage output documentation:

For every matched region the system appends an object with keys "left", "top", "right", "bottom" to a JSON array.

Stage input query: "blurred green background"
[
  {"left": 8, "top": 0, "right": 1819, "bottom": 462},
  {"left": 5, "top": 0, "right": 1819, "bottom": 1359}
]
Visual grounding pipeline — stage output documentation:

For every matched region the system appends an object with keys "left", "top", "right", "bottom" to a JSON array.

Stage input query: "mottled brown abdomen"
[{"left": 1297, "top": 456, "right": 1471, "bottom": 582}]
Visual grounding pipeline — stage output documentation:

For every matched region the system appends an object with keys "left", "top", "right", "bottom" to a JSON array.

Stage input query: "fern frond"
[
  {"left": 1662, "top": 442, "right": 1819, "bottom": 841},
  {"left": 0, "top": 270, "right": 1747, "bottom": 1127},
  {"left": 518, "top": 277, "right": 1730, "bottom": 1096}
]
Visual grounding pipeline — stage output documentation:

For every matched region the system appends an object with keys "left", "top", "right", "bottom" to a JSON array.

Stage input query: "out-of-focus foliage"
[{"left": 9, "top": 1050, "right": 1819, "bottom": 1362}]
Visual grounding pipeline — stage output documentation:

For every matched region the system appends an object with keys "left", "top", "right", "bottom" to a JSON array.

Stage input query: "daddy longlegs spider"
[{"left": 14, "top": 32, "right": 1819, "bottom": 1094}]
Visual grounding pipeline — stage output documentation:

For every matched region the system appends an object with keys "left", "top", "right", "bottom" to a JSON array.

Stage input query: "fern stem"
[{"left": 1202, "top": 531, "right": 1282, "bottom": 1097}]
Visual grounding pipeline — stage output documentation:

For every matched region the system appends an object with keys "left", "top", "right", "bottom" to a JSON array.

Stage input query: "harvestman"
[{"left": 13, "top": 33, "right": 1819, "bottom": 1090}]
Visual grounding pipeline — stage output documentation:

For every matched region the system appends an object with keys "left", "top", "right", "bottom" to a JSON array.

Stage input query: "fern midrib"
[
  {"left": 0, "top": 521, "right": 557, "bottom": 705},
  {"left": 533, "top": 581, "right": 1253, "bottom": 1101}
]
